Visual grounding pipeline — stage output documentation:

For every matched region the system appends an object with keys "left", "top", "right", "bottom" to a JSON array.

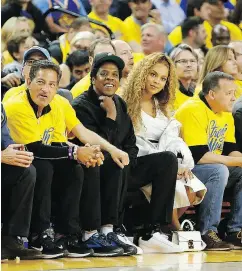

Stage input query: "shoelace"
[
  {"left": 92, "top": 233, "right": 111, "bottom": 246},
  {"left": 109, "top": 232, "right": 130, "bottom": 247},
  {"left": 41, "top": 228, "right": 58, "bottom": 249},
  {"left": 208, "top": 231, "right": 222, "bottom": 243}
]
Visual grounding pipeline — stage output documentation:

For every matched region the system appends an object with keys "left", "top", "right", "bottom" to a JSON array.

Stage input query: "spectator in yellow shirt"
[
  {"left": 48, "top": 17, "right": 92, "bottom": 64},
  {"left": 123, "top": 0, "right": 161, "bottom": 52},
  {"left": 141, "top": 23, "right": 166, "bottom": 56},
  {"left": 195, "top": 45, "right": 241, "bottom": 99},
  {"left": 170, "top": 44, "right": 199, "bottom": 110},
  {"left": 88, "top": 0, "right": 126, "bottom": 40},
  {"left": 169, "top": 0, "right": 242, "bottom": 49}
]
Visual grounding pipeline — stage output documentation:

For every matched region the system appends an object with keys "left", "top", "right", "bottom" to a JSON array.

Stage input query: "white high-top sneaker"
[
  {"left": 117, "top": 233, "right": 143, "bottom": 255},
  {"left": 139, "top": 232, "right": 184, "bottom": 254}
]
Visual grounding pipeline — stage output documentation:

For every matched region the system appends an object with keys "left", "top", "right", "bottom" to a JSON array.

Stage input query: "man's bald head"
[{"left": 112, "top": 40, "right": 134, "bottom": 77}]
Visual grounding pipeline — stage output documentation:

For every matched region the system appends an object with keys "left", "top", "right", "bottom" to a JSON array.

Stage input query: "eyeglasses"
[
  {"left": 175, "top": 59, "right": 197, "bottom": 65},
  {"left": 24, "top": 59, "right": 39, "bottom": 66}
]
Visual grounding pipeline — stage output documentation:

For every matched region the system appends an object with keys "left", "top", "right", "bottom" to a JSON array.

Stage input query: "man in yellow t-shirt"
[
  {"left": 48, "top": 17, "right": 92, "bottom": 64},
  {"left": 175, "top": 71, "right": 242, "bottom": 251},
  {"left": 169, "top": 0, "right": 242, "bottom": 49},
  {"left": 88, "top": 0, "right": 126, "bottom": 40},
  {"left": 123, "top": 0, "right": 161, "bottom": 52}
]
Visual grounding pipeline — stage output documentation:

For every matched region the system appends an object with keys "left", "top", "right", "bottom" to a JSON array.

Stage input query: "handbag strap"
[{"left": 180, "top": 219, "right": 194, "bottom": 231}]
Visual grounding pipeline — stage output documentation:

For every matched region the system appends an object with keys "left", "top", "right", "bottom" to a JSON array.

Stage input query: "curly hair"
[{"left": 122, "top": 52, "right": 178, "bottom": 132}]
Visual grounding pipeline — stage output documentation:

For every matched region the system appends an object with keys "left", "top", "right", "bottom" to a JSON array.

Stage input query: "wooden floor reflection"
[{"left": 2, "top": 251, "right": 242, "bottom": 271}]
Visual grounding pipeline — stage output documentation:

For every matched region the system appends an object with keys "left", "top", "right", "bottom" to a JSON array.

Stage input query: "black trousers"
[
  {"left": 128, "top": 152, "right": 178, "bottom": 226},
  {"left": 1, "top": 164, "right": 36, "bottom": 237},
  {"left": 31, "top": 159, "right": 83, "bottom": 235},
  {"left": 80, "top": 155, "right": 126, "bottom": 230}
]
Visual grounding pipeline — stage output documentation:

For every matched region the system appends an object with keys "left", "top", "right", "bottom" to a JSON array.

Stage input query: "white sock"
[
  {"left": 82, "top": 230, "right": 97, "bottom": 242},
  {"left": 100, "top": 225, "right": 113, "bottom": 235}
]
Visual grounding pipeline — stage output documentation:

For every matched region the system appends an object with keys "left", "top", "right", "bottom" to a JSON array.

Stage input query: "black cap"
[{"left": 92, "top": 52, "right": 125, "bottom": 71}]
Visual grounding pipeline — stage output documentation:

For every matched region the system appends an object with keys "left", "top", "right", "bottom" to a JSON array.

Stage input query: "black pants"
[
  {"left": 128, "top": 152, "right": 178, "bottom": 226},
  {"left": 80, "top": 156, "right": 125, "bottom": 230},
  {"left": 1, "top": 164, "right": 36, "bottom": 237},
  {"left": 31, "top": 159, "right": 83, "bottom": 235}
]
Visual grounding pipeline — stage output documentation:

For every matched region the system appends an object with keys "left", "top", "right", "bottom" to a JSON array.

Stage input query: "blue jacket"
[{"left": 1, "top": 104, "right": 14, "bottom": 150}]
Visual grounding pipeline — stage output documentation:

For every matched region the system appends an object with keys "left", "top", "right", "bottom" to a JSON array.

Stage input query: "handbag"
[{"left": 172, "top": 220, "right": 206, "bottom": 252}]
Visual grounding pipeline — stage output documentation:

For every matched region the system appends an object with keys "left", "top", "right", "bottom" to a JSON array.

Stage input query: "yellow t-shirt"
[
  {"left": 169, "top": 20, "right": 242, "bottom": 48},
  {"left": 4, "top": 91, "right": 67, "bottom": 144},
  {"left": 123, "top": 16, "right": 142, "bottom": 44},
  {"left": 2, "top": 84, "right": 80, "bottom": 133},
  {"left": 2, "top": 50, "right": 14, "bottom": 66},
  {"left": 88, "top": 11, "right": 126, "bottom": 40},
  {"left": 175, "top": 96, "right": 236, "bottom": 155},
  {"left": 59, "top": 33, "right": 70, "bottom": 63},
  {"left": 174, "top": 88, "right": 191, "bottom": 111}
]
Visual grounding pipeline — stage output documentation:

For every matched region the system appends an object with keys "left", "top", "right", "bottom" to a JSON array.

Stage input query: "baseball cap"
[
  {"left": 92, "top": 52, "right": 125, "bottom": 71},
  {"left": 23, "top": 46, "right": 51, "bottom": 65}
]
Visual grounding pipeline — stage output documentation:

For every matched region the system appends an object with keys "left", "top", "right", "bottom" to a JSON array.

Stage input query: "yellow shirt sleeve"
[
  {"left": 224, "top": 113, "right": 236, "bottom": 143},
  {"left": 168, "top": 26, "right": 182, "bottom": 47},
  {"left": 71, "top": 73, "right": 91, "bottom": 99},
  {"left": 2, "top": 84, "right": 26, "bottom": 104},
  {"left": 56, "top": 95, "right": 80, "bottom": 133}
]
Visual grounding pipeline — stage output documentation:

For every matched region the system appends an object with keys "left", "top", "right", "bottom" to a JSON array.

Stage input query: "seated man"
[
  {"left": 72, "top": 53, "right": 139, "bottom": 255},
  {"left": 1, "top": 104, "right": 41, "bottom": 260},
  {"left": 233, "top": 96, "right": 242, "bottom": 152},
  {"left": 3, "top": 61, "right": 105, "bottom": 259},
  {"left": 175, "top": 71, "right": 242, "bottom": 251}
]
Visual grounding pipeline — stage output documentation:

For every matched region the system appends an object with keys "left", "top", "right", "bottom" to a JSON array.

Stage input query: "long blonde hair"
[
  {"left": 122, "top": 53, "right": 178, "bottom": 132},
  {"left": 199, "top": 45, "right": 236, "bottom": 84},
  {"left": 1, "top": 17, "right": 35, "bottom": 52}
]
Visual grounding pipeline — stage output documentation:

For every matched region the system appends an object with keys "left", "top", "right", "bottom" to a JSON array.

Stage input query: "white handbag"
[{"left": 172, "top": 220, "right": 206, "bottom": 252}]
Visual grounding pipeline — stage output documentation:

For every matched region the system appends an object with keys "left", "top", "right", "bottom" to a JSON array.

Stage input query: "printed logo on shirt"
[
  {"left": 208, "top": 120, "right": 228, "bottom": 154},
  {"left": 42, "top": 127, "right": 55, "bottom": 145}
]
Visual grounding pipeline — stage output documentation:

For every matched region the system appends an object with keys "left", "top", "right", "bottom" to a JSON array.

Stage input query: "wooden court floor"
[{"left": 2, "top": 251, "right": 242, "bottom": 271}]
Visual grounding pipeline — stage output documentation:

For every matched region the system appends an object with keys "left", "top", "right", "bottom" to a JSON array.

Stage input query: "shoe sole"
[
  {"left": 139, "top": 244, "right": 183, "bottom": 254},
  {"left": 39, "top": 253, "right": 64, "bottom": 259},
  {"left": 66, "top": 252, "right": 93, "bottom": 258},
  {"left": 231, "top": 246, "right": 242, "bottom": 250},
  {"left": 205, "top": 248, "right": 231, "bottom": 251},
  {"left": 93, "top": 252, "right": 123, "bottom": 257}
]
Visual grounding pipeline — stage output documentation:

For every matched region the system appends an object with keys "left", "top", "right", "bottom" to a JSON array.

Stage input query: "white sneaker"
[
  {"left": 139, "top": 232, "right": 184, "bottom": 254},
  {"left": 117, "top": 233, "right": 143, "bottom": 255}
]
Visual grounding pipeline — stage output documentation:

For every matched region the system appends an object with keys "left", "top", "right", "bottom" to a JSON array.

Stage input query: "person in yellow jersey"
[
  {"left": 195, "top": 45, "right": 241, "bottom": 99},
  {"left": 71, "top": 39, "right": 136, "bottom": 98},
  {"left": 168, "top": 0, "right": 242, "bottom": 49},
  {"left": 123, "top": 0, "right": 162, "bottom": 52},
  {"left": 175, "top": 71, "right": 242, "bottom": 251},
  {"left": 170, "top": 44, "right": 199, "bottom": 110},
  {"left": 4, "top": 60, "right": 103, "bottom": 259},
  {"left": 48, "top": 17, "right": 92, "bottom": 64},
  {"left": 4, "top": 59, "right": 131, "bottom": 258},
  {"left": 88, "top": 0, "right": 126, "bottom": 40}
]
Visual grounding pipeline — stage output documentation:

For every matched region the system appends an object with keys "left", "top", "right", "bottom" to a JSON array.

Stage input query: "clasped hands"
[{"left": 77, "top": 143, "right": 104, "bottom": 168}]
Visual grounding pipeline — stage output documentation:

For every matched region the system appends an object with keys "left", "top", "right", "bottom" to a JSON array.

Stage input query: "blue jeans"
[{"left": 192, "top": 164, "right": 242, "bottom": 235}]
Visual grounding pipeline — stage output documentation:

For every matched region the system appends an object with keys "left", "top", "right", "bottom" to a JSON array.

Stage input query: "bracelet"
[
  {"left": 73, "top": 146, "right": 78, "bottom": 160},
  {"left": 68, "top": 146, "right": 74, "bottom": 160}
]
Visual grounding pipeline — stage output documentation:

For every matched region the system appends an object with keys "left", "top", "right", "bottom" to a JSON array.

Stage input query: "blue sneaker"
[{"left": 84, "top": 233, "right": 124, "bottom": 257}]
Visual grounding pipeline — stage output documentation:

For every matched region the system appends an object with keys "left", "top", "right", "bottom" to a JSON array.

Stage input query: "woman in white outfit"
[{"left": 122, "top": 53, "right": 206, "bottom": 230}]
